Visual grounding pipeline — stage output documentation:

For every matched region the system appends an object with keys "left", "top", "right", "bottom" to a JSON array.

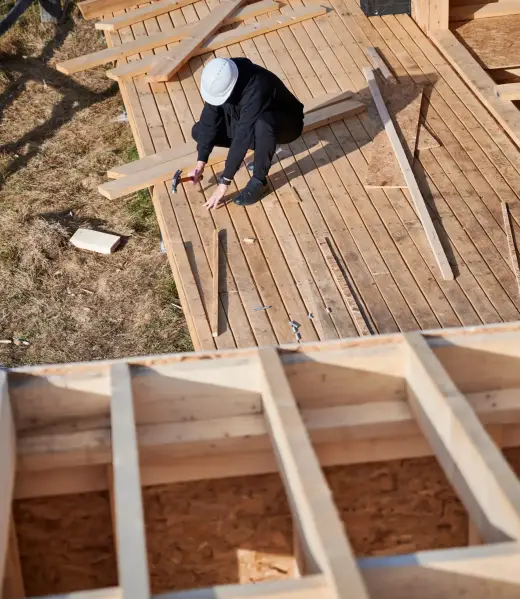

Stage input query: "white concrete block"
[{"left": 70, "top": 228, "right": 121, "bottom": 255}]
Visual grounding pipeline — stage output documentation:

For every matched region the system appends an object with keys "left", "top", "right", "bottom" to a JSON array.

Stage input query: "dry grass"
[{"left": 0, "top": 3, "right": 192, "bottom": 367}]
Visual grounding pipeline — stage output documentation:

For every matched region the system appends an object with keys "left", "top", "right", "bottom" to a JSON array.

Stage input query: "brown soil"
[{"left": 0, "top": 3, "right": 191, "bottom": 367}]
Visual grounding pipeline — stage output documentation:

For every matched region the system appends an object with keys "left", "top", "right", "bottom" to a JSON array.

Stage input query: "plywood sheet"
[
  {"left": 453, "top": 14, "right": 520, "bottom": 69},
  {"left": 364, "top": 82, "right": 423, "bottom": 188}
]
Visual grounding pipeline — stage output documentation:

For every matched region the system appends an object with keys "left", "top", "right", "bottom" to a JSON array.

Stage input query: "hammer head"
[{"left": 171, "top": 169, "right": 183, "bottom": 194}]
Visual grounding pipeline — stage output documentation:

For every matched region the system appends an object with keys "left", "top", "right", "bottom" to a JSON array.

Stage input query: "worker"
[{"left": 190, "top": 57, "right": 304, "bottom": 209}]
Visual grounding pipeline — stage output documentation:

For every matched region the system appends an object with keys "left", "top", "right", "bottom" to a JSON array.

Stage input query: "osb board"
[
  {"left": 364, "top": 82, "right": 424, "bottom": 188},
  {"left": 14, "top": 451, "right": 517, "bottom": 596},
  {"left": 453, "top": 14, "right": 520, "bottom": 69}
]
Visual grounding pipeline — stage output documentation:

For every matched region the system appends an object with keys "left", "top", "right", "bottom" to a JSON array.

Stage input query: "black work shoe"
[{"left": 234, "top": 177, "right": 269, "bottom": 206}]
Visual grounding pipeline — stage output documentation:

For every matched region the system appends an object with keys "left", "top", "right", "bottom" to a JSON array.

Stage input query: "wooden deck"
[{"left": 105, "top": 0, "right": 520, "bottom": 351}]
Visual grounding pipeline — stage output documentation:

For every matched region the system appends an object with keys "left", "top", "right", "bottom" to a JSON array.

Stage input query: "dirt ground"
[{"left": 0, "top": 3, "right": 191, "bottom": 368}]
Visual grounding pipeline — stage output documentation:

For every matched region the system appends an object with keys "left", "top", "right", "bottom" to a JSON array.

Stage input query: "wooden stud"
[
  {"left": 0, "top": 372, "right": 16, "bottom": 590},
  {"left": 501, "top": 202, "right": 520, "bottom": 295},
  {"left": 496, "top": 82, "right": 520, "bottom": 101},
  {"left": 106, "top": 6, "right": 328, "bottom": 80},
  {"left": 428, "top": 0, "right": 449, "bottom": 30},
  {"left": 319, "top": 238, "right": 372, "bottom": 336},
  {"left": 365, "top": 46, "right": 397, "bottom": 83},
  {"left": 303, "top": 90, "right": 353, "bottom": 113},
  {"left": 212, "top": 229, "right": 220, "bottom": 338},
  {"left": 404, "top": 331, "right": 520, "bottom": 543},
  {"left": 109, "top": 363, "right": 150, "bottom": 599},
  {"left": 450, "top": 1, "right": 520, "bottom": 21},
  {"left": 145, "top": 0, "right": 248, "bottom": 83},
  {"left": 363, "top": 67, "right": 454, "bottom": 280},
  {"left": 257, "top": 346, "right": 371, "bottom": 599}
]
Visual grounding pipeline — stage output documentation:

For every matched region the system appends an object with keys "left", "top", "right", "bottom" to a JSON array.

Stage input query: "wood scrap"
[
  {"left": 450, "top": 1, "right": 520, "bottom": 21},
  {"left": 501, "top": 202, "right": 520, "bottom": 295},
  {"left": 98, "top": 99, "right": 366, "bottom": 199},
  {"left": 58, "top": 1, "right": 279, "bottom": 74},
  {"left": 106, "top": 5, "right": 328, "bottom": 80},
  {"left": 145, "top": 0, "right": 249, "bottom": 83},
  {"left": 319, "top": 238, "right": 372, "bottom": 336},
  {"left": 363, "top": 67, "right": 454, "bottom": 281},
  {"left": 366, "top": 46, "right": 397, "bottom": 83},
  {"left": 212, "top": 229, "right": 220, "bottom": 338},
  {"left": 452, "top": 15, "right": 520, "bottom": 69},
  {"left": 364, "top": 81, "right": 424, "bottom": 188}
]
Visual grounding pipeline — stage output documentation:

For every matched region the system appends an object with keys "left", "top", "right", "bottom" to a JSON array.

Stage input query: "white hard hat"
[{"left": 200, "top": 58, "right": 239, "bottom": 106}]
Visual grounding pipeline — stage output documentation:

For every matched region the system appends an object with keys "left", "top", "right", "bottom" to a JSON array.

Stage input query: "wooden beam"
[
  {"left": 257, "top": 346, "right": 371, "bottom": 599},
  {"left": 501, "top": 202, "right": 520, "bottom": 295},
  {"left": 97, "top": 0, "right": 277, "bottom": 31},
  {"left": 495, "top": 82, "right": 520, "bottom": 101},
  {"left": 106, "top": 6, "right": 328, "bottom": 80},
  {"left": 57, "top": 1, "right": 278, "bottom": 74},
  {"left": 78, "top": 0, "right": 146, "bottom": 20},
  {"left": 212, "top": 229, "right": 220, "bottom": 338},
  {"left": 0, "top": 372, "right": 16, "bottom": 589},
  {"left": 109, "top": 363, "right": 150, "bottom": 599},
  {"left": 450, "top": 1, "right": 520, "bottom": 21},
  {"left": 404, "top": 331, "right": 520, "bottom": 543},
  {"left": 429, "top": 29, "right": 520, "bottom": 150},
  {"left": 429, "top": 0, "right": 449, "bottom": 30},
  {"left": 98, "top": 98, "right": 365, "bottom": 199},
  {"left": 319, "top": 238, "right": 372, "bottom": 336},
  {"left": 145, "top": 0, "right": 248, "bottom": 83},
  {"left": 365, "top": 46, "right": 397, "bottom": 83},
  {"left": 363, "top": 67, "right": 454, "bottom": 280}
]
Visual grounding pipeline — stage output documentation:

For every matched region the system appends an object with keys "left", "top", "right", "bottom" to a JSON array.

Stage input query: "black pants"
[{"left": 192, "top": 111, "right": 303, "bottom": 182}]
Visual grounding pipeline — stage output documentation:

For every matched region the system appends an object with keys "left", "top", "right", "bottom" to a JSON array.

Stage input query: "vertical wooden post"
[
  {"left": 110, "top": 363, "right": 150, "bottom": 599},
  {"left": 411, "top": 0, "right": 449, "bottom": 31}
]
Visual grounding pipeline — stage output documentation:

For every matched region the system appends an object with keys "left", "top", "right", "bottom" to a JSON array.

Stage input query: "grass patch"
[{"left": 127, "top": 188, "right": 157, "bottom": 233}]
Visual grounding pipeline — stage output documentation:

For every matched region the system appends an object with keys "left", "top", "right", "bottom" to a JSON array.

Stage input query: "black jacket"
[{"left": 195, "top": 58, "right": 304, "bottom": 180}]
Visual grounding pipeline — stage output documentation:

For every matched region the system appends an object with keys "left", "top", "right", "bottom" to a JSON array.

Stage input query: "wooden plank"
[
  {"left": 257, "top": 346, "right": 371, "bottom": 599},
  {"left": 450, "top": 0, "right": 520, "bottom": 20},
  {"left": 502, "top": 202, "right": 520, "bottom": 295},
  {"left": 495, "top": 82, "right": 520, "bottom": 100},
  {"left": 58, "top": 1, "right": 279, "bottom": 74},
  {"left": 452, "top": 14, "right": 520, "bottom": 69},
  {"left": 303, "top": 90, "right": 353, "bottom": 112},
  {"left": 97, "top": 0, "right": 277, "bottom": 31},
  {"left": 365, "top": 46, "right": 397, "bottom": 82},
  {"left": 145, "top": 0, "right": 249, "bottom": 83},
  {"left": 404, "top": 331, "right": 520, "bottom": 543},
  {"left": 363, "top": 67, "right": 454, "bottom": 280},
  {"left": 78, "top": 0, "right": 144, "bottom": 20},
  {"left": 1, "top": 517, "right": 24, "bottom": 599},
  {"left": 98, "top": 99, "right": 366, "bottom": 199},
  {"left": 364, "top": 82, "right": 424, "bottom": 188},
  {"left": 429, "top": 0, "right": 449, "bottom": 30},
  {"left": 211, "top": 229, "right": 220, "bottom": 338},
  {"left": 319, "top": 238, "right": 372, "bottom": 336},
  {"left": 106, "top": 6, "right": 328, "bottom": 80},
  {"left": 109, "top": 363, "right": 150, "bottom": 599},
  {"left": 0, "top": 372, "right": 15, "bottom": 589}
]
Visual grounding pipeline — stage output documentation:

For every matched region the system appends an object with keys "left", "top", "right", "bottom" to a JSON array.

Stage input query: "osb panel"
[
  {"left": 14, "top": 449, "right": 520, "bottom": 596},
  {"left": 453, "top": 15, "right": 520, "bottom": 69},
  {"left": 364, "top": 82, "right": 423, "bottom": 188}
]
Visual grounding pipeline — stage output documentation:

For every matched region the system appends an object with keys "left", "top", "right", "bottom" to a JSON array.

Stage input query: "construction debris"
[
  {"left": 243, "top": 237, "right": 257, "bottom": 244},
  {"left": 70, "top": 228, "right": 121, "bottom": 255}
]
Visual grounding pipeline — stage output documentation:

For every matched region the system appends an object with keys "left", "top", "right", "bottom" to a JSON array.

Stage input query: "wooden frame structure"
[
  {"left": 3, "top": 322, "right": 520, "bottom": 597},
  {"left": 411, "top": 0, "right": 520, "bottom": 149}
]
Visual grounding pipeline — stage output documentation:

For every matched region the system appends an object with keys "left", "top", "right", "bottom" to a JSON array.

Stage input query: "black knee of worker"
[
  {"left": 191, "top": 121, "right": 201, "bottom": 142},
  {"left": 254, "top": 113, "right": 276, "bottom": 139}
]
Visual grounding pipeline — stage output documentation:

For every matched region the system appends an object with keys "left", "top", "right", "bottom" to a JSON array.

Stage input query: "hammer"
[{"left": 171, "top": 169, "right": 203, "bottom": 193}]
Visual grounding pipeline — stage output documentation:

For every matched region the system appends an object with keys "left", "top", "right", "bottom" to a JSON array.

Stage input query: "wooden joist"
[
  {"left": 429, "top": 28, "right": 520, "bottom": 150},
  {"left": 57, "top": 0, "right": 279, "bottom": 74},
  {"left": 363, "top": 67, "right": 454, "bottom": 280},
  {"left": 501, "top": 202, "right": 520, "bottom": 295},
  {"left": 106, "top": 5, "right": 328, "bottom": 80},
  {"left": 0, "top": 371, "right": 16, "bottom": 588},
  {"left": 450, "top": 0, "right": 520, "bottom": 21},
  {"left": 145, "top": 0, "right": 248, "bottom": 83},
  {"left": 404, "top": 332, "right": 520, "bottom": 543},
  {"left": 98, "top": 99, "right": 366, "bottom": 199},
  {"left": 257, "top": 347, "right": 371, "bottom": 599},
  {"left": 110, "top": 363, "right": 150, "bottom": 599}
]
